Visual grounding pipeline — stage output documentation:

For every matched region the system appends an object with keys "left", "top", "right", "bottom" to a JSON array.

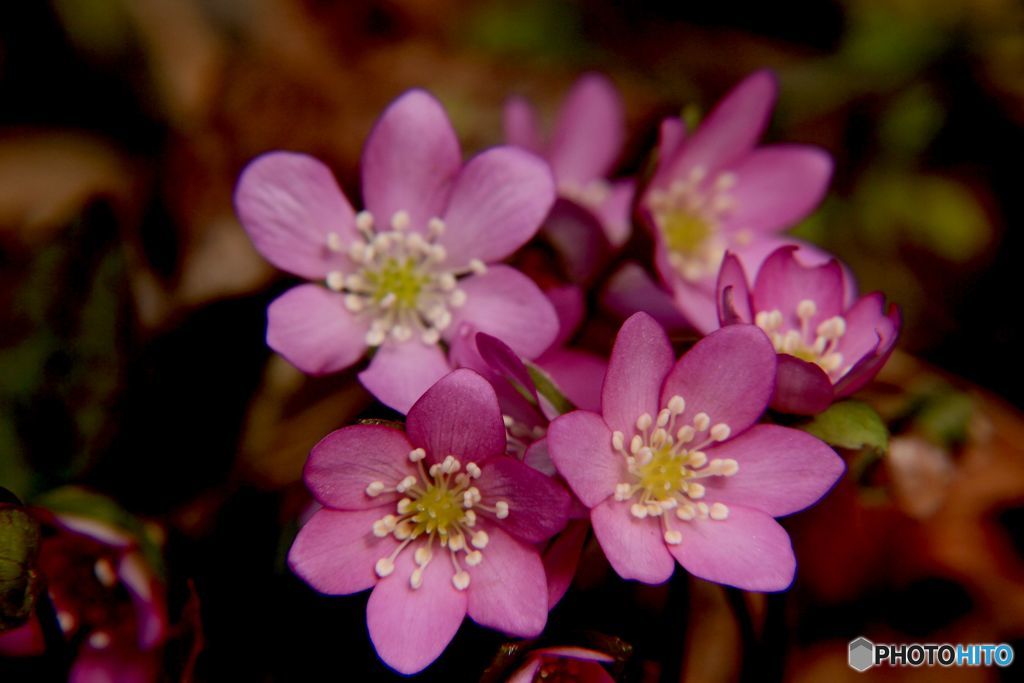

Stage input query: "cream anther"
[
  {"left": 94, "top": 559, "right": 117, "bottom": 587},
  {"left": 494, "top": 501, "right": 509, "bottom": 519},
  {"left": 664, "top": 529, "right": 683, "bottom": 545},
  {"left": 452, "top": 571, "right": 471, "bottom": 590},
  {"left": 630, "top": 503, "right": 648, "bottom": 519},
  {"left": 449, "top": 289, "right": 467, "bottom": 307},
  {"left": 428, "top": 217, "right": 446, "bottom": 236},
  {"left": 471, "top": 530, "right": 489, "bottom": 549},
  {"left": 465, "top": 550, "right": 482, "bottom": 566},
  {"left": 710, "top": 423, "right": 731, "bottom": 442},
  {"left": 636, "top": 413, "right": 653, "bottom": 431},
  {"left": 410, "top": 567, "right": 424, "bottom": 589},
  {"left": 355, "top": 211, "right": 374, "bottom": 232},
  {"left": 366, "top": 481, "right": 385, "bottom": 497},
  {"left": 395, "top": 475, "right": 417, "bottom": 493},
  {"left": 693, "top": 412, "right": 710, "bottom": 432},
  {"left": 688, "top": 450, "right": 707, "bottom": 468},
  {"left": 326, "top": 271, "right": 345, "bottom": 291},
  {"left": 612, "top": 431, "right": 625, "bottom": 451},
  {"left": 687, "top": 482, "right": 706, "bottom": 499},
  {"left": 657, "top": 409, "right": 671, "bottom": 427},
  {"left": 326, "top": 232, "right": 344, "bottom": 252},
  {"left": 709, "top": 503, "right": 730, "bottom": 520},
  {"left": 630, "top": 435, "right": 643, "bottom": 454},
  {"left": 466, "top": 463, "right": 482, "bottom": 479},
  {"left": 409, "top": 448, "right": 426, "bottom": 462},
  {"left": 390, "top": 210, "right": 410, "bottom": 230},
  {"left": 676, "top": 505, "right": 695, "bottom": 520},
  {"left": 676, "top": 425, "right": 695, "bottom": 443},
  {"left": 668, "top": 395, "right": 686, "bottom": 414},
  {"left": 414, "top": 545, "right": 432, "bottom": 566},
  {"left": 615, "top": 483, "right": 632, "bottom": 500},
  {"left": 817, "top": 316, "right": 846, "bottom": 339},
  {"left": 468, "top": 259, "right": 487, "bottom": 275},
  {"left": 375, "top": 557, "right": 395, "bottom": 577},
  {"left": 797, "top": 299, "right": 817, "bottom": 319},
  {"left": 397, "top": 498, "right": 412, "bottom": 514}
]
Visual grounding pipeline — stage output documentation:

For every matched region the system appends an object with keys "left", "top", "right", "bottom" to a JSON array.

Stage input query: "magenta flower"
[
  {"left": 717, "top": 246, "right": 901, "bottom": 414},
  {"left": 505, "top": 73, "right": 635, "bottom": 280},
  {"left": 641, "top": 70, "right": 833, "bottom": 331},
  {"left": 507, "top": 645, "right": 615, "bottom": 683},
  {"left": 547, "top": 313, "right": 844, "bottom": 590},
  {"left": 236, "top": 89, "right": 559, "bottom": 412},
  {"left": 288, "top": 369, "right": 571, "bottom": 674}
]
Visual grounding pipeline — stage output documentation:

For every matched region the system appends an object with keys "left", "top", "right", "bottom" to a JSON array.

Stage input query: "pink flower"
[
  {"left": 236, "top": 90, "right": 559, "bottom": 412},
  {"left": 547, "top": 313, "right": 844, "bottom": 590},
  {"left": 505, "top": 74, "right": 636, "bottom": 280},
  {"left": 641, "top": 70, "right": 833, "bottom": 331},
  {"left": 507, "top": 646, "right": 615, "bottom": 683},
  {"left": 717, "top": 246, "right": 901, "bottom": 414},
  {"left": 288, "top": 369, "right": 571, "bottom": 674}
]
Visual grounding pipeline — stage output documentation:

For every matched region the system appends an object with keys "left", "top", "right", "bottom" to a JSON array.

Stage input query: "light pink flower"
[
  {"left": 641, "top": 70, "right": 833, "bottom": 331},
  {"left": 236, "top": 89, "right": 559, "bottom": 412},
  {"left": 288, "top": 369, "right": 571, "bottom": 674},
  {"left": 717, "top": 246, "right": 901, "bottom": 414},
  {"left": 507, "top": 645, "right": 615, "bottom": 683},
  {"left": 505, "top": 74, "right": 636, "bottom": 280},
  {"left": 548, "top": 313, "right": 844, "bottom": 590}
]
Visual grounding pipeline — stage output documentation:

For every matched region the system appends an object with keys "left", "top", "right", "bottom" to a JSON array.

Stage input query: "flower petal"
[
  {"left": 267, "top": 284, "right": 368, "bottom": 375},
  {"left": 602, "top": 262, "right": 692, "bottom": 332},
  {"left": 752, "top": 246, "right": 845, "bottom": 328},
  {"left": 474, "top": 457, "right": 571, "bottom": 543},
  {"left": 304, "top": 424, "right": 414, "bottom": 509},
  {"left": 771, "top": 354, "right": 836, "bottom": 415},
  {"left": 658, "top": 117, "right": 686, "bottom": 165},
  {"left": 660, "top": 325, "right": 776, "bottom": 436},
  {"left": 361, "top": 89, "right": 461, "bottom": 231},
  {"left": 536, "top": 348, "right": 607, "bottom": 414},
  {"left": 288, "top": 507, "right": 397, "bottom": 595},
  {"left": 546, "top": 284, "right": 584, "bottom": 349},
  {"left": 467, "top": 524, "right": 548, "bottom": 637},
  {"left": 446, "top": 265, "right": 559, "bottom": 360},
  {"left": 591, "top": 498, "right": 675, "bottom": 584},
  {"left": 543, "top": 199, "right": 612, "bottom": 283},
  {"left": 716, "top": 251, "right": 753, "bottom": 325},
  {"left": 835, "top": 300, "right": 901, "bottom": 397},
  {"left": 668, "top": 504, "right": 795, "bottom": 591},
  {"left": 366, "top": 542, "right": 468, "bottom": 674},
  {"left": 548, "top": 411, "right": 623, "bottom": 508},
  {"left": 503, "top": 95, "right": 543, "bottom": 154},
  {"left": 544, "top": 520, "right": 589, "bottom": 608},
  {"left": 722, "top": 145, "right": 832, "bottom": 234},
  {"left": 441, "top": 147, "right": 555, "bottom": 266},
  {"left": 602, "top": 312, "right": 675, "bottom": 435},
  {"left": 235, "top": 151, "right": 357, "bottom": 279},
  {"left": 593, "top": 178, "right": 635, "bottom": 247},
  {"left": 549, "top": 73, "right": 624, "bottom": 184},
  {"left": 406, "top": 368, "right": 506, "bottom": 463},
  {"left": 702, "top": 424, "right": 844, "bottom": 516},
  {"left": 358, "top": 340, "right": 452, "bottom": 413}
]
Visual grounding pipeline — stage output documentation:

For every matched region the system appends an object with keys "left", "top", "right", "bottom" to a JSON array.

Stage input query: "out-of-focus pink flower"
[
  {"left": 288, "top": 370, "right": 571, "bottom": 674},
  {"left": 237, "top": 89, "right": 559, "bottom": 412},
  {"left": 505, "top": 74, "right": 635, "bottom": 280},
  {"left": 507, "top": 645, "right": 616, "bottom": 683},
  {"left": 548, "top": 313, "right": 844, "bottom": 590},
  {"left": 640, "top": 71, "right": 833, "bottom": 331},
  {"left": 717, "top": 246, "right": 901, "bottom": 414}
]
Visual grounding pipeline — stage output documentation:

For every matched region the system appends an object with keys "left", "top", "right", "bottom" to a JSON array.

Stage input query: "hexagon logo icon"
[{"left": 849, "top": 637, "right": 875, "bottom": 672}]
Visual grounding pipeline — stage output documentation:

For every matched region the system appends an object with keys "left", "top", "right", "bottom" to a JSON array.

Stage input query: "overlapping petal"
[
  {"left": 288, "top": 508, "right": 397, "bottom": 595},
  {"left": 406, "top": 369, "right": 506, "bottom": 463},
  {"left": 304, "top": 424, "right": 413, "bottom": 509},
  {"left": 602, "top": 313, "right": 675, "bottom": 435},
  {"left": 548, "top": 411, "right": 622, "bottom": 508},
  {"left": 466, "top": 525, "right": 548, "bottom": 637},
  {"left": 549, "top": 73, "right": 624, "bottom": 184},
  {"left": 590, "top": 499, "right": 675, "bottom": 584},
  {"left": 357, "top": 340, "right": 451, "bottom": 414},
  {"left": 266, "top": 285, "right": 369, "bottom": 375},
  {"left": 473, "top": 457, "right": 571, "bottom": 543}
]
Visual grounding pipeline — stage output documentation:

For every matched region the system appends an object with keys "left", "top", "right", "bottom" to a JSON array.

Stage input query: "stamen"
[
  {"left": 693, "top": 412, "right": 710, "bottom": 432},
  {"left": 409, "top": 448, "right": 426, "bottom": 462},
  {"left": 326, "top": 271, "right": 345, "bottom": 291},
  {"left": 709, "top": 423, "right": 731, "bottom": 442},
  {"left": 391, "top": 210, "right": 410, "bottom": 231},
  {"left": 710, "top": 502, "right": 730, "bottom": 520},
  {"left": 668, "top": 395, "right": 686, "bottom": 414},
  {"left": 366, "top": 481, "right": 385, "bottom": 497},
  {"left": 452, "top": 571, "right": 470, "bottom": 590},
  {"left": 664, "top": 529, "right": 682, "bottom": 545}
]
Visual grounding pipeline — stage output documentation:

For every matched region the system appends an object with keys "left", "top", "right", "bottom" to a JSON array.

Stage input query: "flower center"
[
  {"left": 646, "top": 166, "right": 740, "bottom": 282},
  {"left": 365, "top": 450, "right": 510, "bottom": 591},
  {"left": 755, "top": 299, "right": 848, "bottom": 379},
  {"left": 611, "top": 394, "right": 739, "bottom": 545},
  {"left": 324, "top": 210, "right": 486, "bottom": 347}
]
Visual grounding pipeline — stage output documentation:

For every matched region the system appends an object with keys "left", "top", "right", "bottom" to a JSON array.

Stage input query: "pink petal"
[
  {"left": 701, "top": 424, "right": 844, "bottom": 516},
  {"left": 235, "top": 151, "right": 356, "bottom": 279},
  {"left": 543, "top": 199, "right": 612, "bottom": 283},
  {"left": 524, "top": 438, "right": 556, "bottom": 476},
  {"left": 0, "top": 619, "right": 44, "bottom": 656},
  {"left": 752, "top": 246, "right": 845, "bottom": 327},
  {"left": 304, "top": 424, "right": 414, "bottom": 508},
  {"left": 660, "top": 325, "right": 776, "bottom": 435},
  {"left": 503, "top": 96, "right": 543, "bottom": 153},
  {"left": 474, "top": 457, "right": 571, "bottom": 543},
  {"left": 771, "top": 355, "right": 836, "bottom": 415},
  {"left": 118, "top": 551, "right": 167, "bottom": 649},
  {"left": 602, "top": 262, "right": 692, "bottom": 332},
  {"left": 546, "top": 284, "right": 584, "bottom": 349},
  {"left": 653, "top": 247, "right": 720, "bottom": 333},
  {"left": 266, "top": 284, "right": 368, "bottom": 375},
  {"left": 716, "top": 251, "right": 753, "bottom": 325},
  {"left": 657, "top": 117, "right": 686, "bottom": 164},
  {"left": 441, "top": 147, "right": 555, "bottom": 266},
  {"left": 445, "top": 266, "right": 559, "bottom": 360},
  {"left": 722, "top": 145, "right": 832, "bottom": 235},
  {"left": 548, "top": 411, "right": 623, "bottom": 508},
  {"left": 406, "top": 368, "right": 506, "bottom": 463},
  {"left": 466, "top": 524, "right": 548, "bottom": 637},
  {"left": 361, "top": 89, "right": 461, "bottom": 232},
  {"left": 366, "top": 543, "right": 468, "bottom": 674},
  {"left": 357, "top": 340, "right": 452, "bottom": 413},
  {"left": 602, "top": 312, "right": 675, "bottom": 435},
  {"left": 475, "top": 332, "right": 539, "bottom": 405},
  {"left": 535, "top": 348, "right": 607, "bottom": 414},
  {"left": 591, "top": 498, "right": 675, "bottom": 584},
  {"left": 593, "top": 178, "right": 635, "bottom": 247},
  {"left": 71, "top": 642, "right": 158, "bottom": 683},
  {"left": 544, "top": 520, "right": 589, "bottom": 608},
  {"left": 549, "top": 73, "right": 624, "bottom": 184},
  {"left": 834, "top": 300, "right": 900, "bottom": 397},
  {"left": 667, "top": 504, "right": 795, "bottom": 591},
  {"left": 288, "top": 507, "right": 397, "bottom": 595}
]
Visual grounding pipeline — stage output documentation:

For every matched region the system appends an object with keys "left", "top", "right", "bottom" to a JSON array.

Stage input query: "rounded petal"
[
  {"left": 593, "top": 178, "right": 635, "bottom": 247},
  {"left": 657, "top": 117, "right": 686, "bottom": 167},
  {"left": 752, "top": 246, "right": 845, "bottom": 328},
  {"left": 235, "top": 151, "right": 356, "bottom": 279},
  {"left": 446, "top": 266, "right": 559, "bottom": 360},
  {"left": 357, "top": 340, "right": 452, "bottom": 414},
  {"left": 366, "top": 543, "right": 468, "bottom": 674},
  {"left": 543, "top": 198, "right": 612, "bottom": 283},
  {"left": 546, "top": 284, "right": 585, "bottom": 349},
  {"left": 771, "top": 355, "right": 835, "bottom": 415},
  {"left": 702, "top": 424, "right": 845, "bottom": 516},
  {"left": 722, "top": 145, "right": 832, "bottom": 235},
  {"left": 591, "top": 499, "right": 675, "bottom": 584},
  {"left": 716, "top": 251, "right": 753, "bottom": 325},
  {"left": 467, "top": 524, "right": 548, "bottom": 637},
  {"left": 544, "top": 520, "right": 589, "bottom": 608},
  {"left": 601, "top": 262, "right": 692, "bottom": 332},
  {"left": 406, "top": 368, "right": 506, "bottom": 463},
  {"left": 267, "top": 284, "right": 368, "bottom": 375},
  {"left": 667, "top": 504, "right": 795, "bottom": 592},
  {"left": 661, "top": 324, "right": 776, "bottom": 436},
  {"left": 503, "top": 95, "right": 543, "bottom": 153},
  {"left": 548, "top": 411, "right": 623, "bottom": 508},
  {"left": 288, "top": 507, "right": 397, "bottom": 595},
  {"left": 549, "top": 73, "right": 624, "bottom": 184},
  {"left": 602, "top": 313, "right": 675, "bottom": 435},
  {"left": 536, "top": 348, "right": 607, "bottom": 414},
  {"left": 835, "top": 300, "right": 901, "bottom": 397},
  {"left": 361, "top": 89, "right": 461, "bottom": 231},
  {"left": 304, "top": 424, "right": 414, "bottom": 509},
  {"left": 474, "top": 457, "right": 571, "bottom": 543}
]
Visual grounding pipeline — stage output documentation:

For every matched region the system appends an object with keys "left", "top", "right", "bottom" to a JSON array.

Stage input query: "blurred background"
[{"left": 1, "top": 0, "right": 1023, "bottom": 680}]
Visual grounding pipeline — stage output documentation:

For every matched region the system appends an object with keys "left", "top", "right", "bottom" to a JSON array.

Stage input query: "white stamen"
[
  {"left": 709, "top": 502, "right": 730, "bottom": 520},
  {"left": 668, "top": 395, "right": 686, "bottom": 414},
  {"left": 452, "top": 571, "right": 471, "bottom": 590},
  {"left": 326, "top": 271, "right": 345, "bottom": 291},
  {"left": 465, "top": 550, "right": 482, "bottom": 566},
  {"left": 94, "top": 559, "right": 116, "bottom": 587},
  {"left": 471, "top": 530, "right": 489, "bottom": 549},
  {"left": 636, "top": 413, "right": 653, "bottom": 431},
  {"left": 710, "top": 423, "right": 731, "bottom": 442},
  {"left": 797, "top": 299, "right": 817, "bottom": 320},
  {"left": 494, "top": 501, "right": 509, "bottom": 519},
  {"left": 390, "top": 210, "right": 410, "bottom": 231},
  {"left": 410, "top": 567, "right": 424, "bottom": 589},
  {"left": 355, "top": 211, "right": 374, "bottom": 232},
  {"left": 612, "top": 431, "right": 625, "bottom": 451},
  {"left": 409, "top": 448, "right": 426, "bottom": 462},
  {"left": 469, "top": 259, "right": 487, "bottom": 275},
  {"left": 366, "top": 481, "right": 385, "bottom": 497},
  {"left": 375, "top": 557, "right": 395, "bottom": 577},
  {"left": 664, "top": 529, "right": 683, "bottom": 545},
  {"left": 693, "top": 412, "right": 710, "bottom": 432}
]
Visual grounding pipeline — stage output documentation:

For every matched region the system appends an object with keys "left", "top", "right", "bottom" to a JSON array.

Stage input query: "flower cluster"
[{"left": 239, "top": 71, "right": 900, "bottom": 674}]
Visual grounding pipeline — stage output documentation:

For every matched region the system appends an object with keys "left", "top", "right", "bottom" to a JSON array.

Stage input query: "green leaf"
[
  {"left": 0, "top": 505, "right": 41, "bottom": 630},
  {"left": 799, "top": 400, "right": 889, "bottom": 452}
]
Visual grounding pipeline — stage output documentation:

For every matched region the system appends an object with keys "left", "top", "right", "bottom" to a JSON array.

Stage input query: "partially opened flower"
[
  {"left": 506, "top": 645, "right": 615, "bottom": 683},
  {"left": 288, "top": 369, "right": 571, "bottom": 674},
  {"left": 716, "top": 246, "right": 901, "bottom": 414},
  {"left": 505, "top": 73, "right": 635, "bottom": 280},
  {"left": 548, "top": 313, "right": 844, "bottom": 590},
  {"left": 237, "top": 89, "right": 559, "bottom": 412},
  {"left": 641, "top": 70, "right": 833, "bottom": 331}
]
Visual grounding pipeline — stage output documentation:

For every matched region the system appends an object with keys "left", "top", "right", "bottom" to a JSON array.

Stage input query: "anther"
[
  {"left": 326, "top": 271, "right": 345, "bottom": 291},
  {"left": 428, "top": 217, "right": 446, "bottom": 236},
  {"left": 676, "top": 425, "right": 696, "bottom": 443},
  {"left": 629, "top": 435, "right": 643, "bottom": 454},
  {"left": 630, "top": 503, "right": 648, "bottom": 519},
  {"left": 494, "top": 501, "right": 509, "bottom": 519},
  {"left": 471, "top": 530, "right": 489, "bottom": 549},
  {"left": 395, "top": 476, "right": 417, "bottom": 493},
  {"left": 452, "top": 571, "right": 471, "bottom": 590},
  {"left": 397, "top": 498, "right": 412, "bottom": 514},
  {"left": 615, "top": 483, "right": 632, "bottom": 501},
  {"left": 797, "top": 299, "right": 817, "bottom": 320},
  {"left": 414, "top": 545, "right": 433, "bottom": 566},
  {"left": 344, "top": 294, "right": 364, "bottom": 312},
  {"left": 469, "top": 259, "right": 487, "bottom": 275},
  {"left": 410, "top": 567, "right": 424, "bottom": 589},
  {"left": 688, "top": 482, "right": 706, "bottom": 499},
  {"left": 688, "top": 450, "right": 707, "bottom": 468},
  {"left": 465, "top": 550, "right": 482, "bottom": 566},
  {"left": 375, "top": 557, "right": 395, "bottom": 577},
  {"left": 656, "top": 409, "right": 671, "bottom": 427},
  {"left": 668, "top": 395, "right": 686, "bottom": 414},
  {"left": 409, "top": 448, "right": 426, "bottom": 462},
  {"left": 693, "top": 413, "right": 710, "bottom": 432},
  {"left": 636, "top": 413, "right": 653, "bottom": 431},
  {"left": 355, "top": 211, "right": 374, "bottom": 232},
  {"left": 466, "top": 463, "right": 482, "bottom": 479},
  {"left": 664, "top": 529, "right": 683, "bottom": 545},
  {"left": 612, "top": 431, "right": 625, "bottom": 451},
  {"left": 710, "top": 502, "right": 730, "bottom": 520},
  {"left": 366, "top": 481, "right": 385, "bottom": 497},
  {"left": 391, "top": 210, "right": 410, "bottom": 230},
  {"left": 710, "top": 423, "right": 731, "bottom": 442},
  {"left": 449, "top": 289, "right": 467, "bottom": 307}
]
